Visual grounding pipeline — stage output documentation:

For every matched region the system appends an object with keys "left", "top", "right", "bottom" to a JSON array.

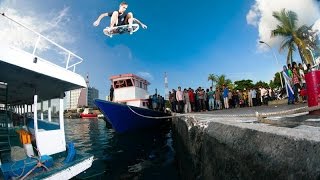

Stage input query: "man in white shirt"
[
  {"left": 251, "top": 88, "right": 257, "bottom": 106},
  {"left": 176, "top": 86, "right": 184, "bottom": 113}
]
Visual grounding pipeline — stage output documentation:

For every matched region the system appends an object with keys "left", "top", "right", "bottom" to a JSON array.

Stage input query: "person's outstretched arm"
[
  {"left": 93, "top": 13, "right": 109, "bottom": 27},
  {"left": 133, "top": 18, "right": 147, "bottom": 29}
]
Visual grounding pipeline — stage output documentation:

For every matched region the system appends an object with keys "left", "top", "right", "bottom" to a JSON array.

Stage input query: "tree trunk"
[
  {"left": 293, "top": 33, "right": 314, "bottom": 65},
  {"left": 287, "top": 47, "right": 293, "bottom": 65}
]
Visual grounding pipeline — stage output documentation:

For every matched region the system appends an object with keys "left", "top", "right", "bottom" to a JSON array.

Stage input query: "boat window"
[
  {"left": 140, "top": 82, "right": 142, "bottom": 88},
  {"left": 114, "top": 80, "right": 129, "bottom": 88},
  {"left": 126, "top": 79, "right": 133, "bottom": 87},
  {"left": 114, "top": 80, "right": 122, "bottom": 88},
  {"left": 113, "top": 81, "right": 119, "bottom": 88}
]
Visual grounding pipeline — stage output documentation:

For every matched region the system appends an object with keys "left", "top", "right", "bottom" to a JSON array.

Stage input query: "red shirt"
[
  {"left": 188, "top": 91, "right": 195, "bottom": 102},
  {"left": 293, "top": 72, "right": 300, "bottom": 85}
]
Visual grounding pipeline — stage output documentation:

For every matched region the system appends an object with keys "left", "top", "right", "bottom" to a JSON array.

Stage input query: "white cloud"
[
  {"left": 313, "top": 19, "right": 320, "bottom": 34},
  {"left": 247, "top": 0, "right": 320, "bottom": 50},
  {"left": 112, "top": 44, "right": 133, "bottom": 60},
  {"left": 246, "top": 4, "right": 259, "bottom": 27},
  {"left": 137, "top": 72, "right": 154, "bottom": 81},
  {"left": 0, "top": 1, "right": 74, "bottom": 53}
]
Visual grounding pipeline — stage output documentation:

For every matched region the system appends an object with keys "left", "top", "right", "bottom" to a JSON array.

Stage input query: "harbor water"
[{"left": 62, "top": 118, "right": 179, "bottom": 180}]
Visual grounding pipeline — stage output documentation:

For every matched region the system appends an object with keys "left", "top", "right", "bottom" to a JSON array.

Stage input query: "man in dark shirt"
[
  {"left": 93, "top": 1, "right": 147, "bottom": 35},
  {"left": 110, "top": 85, "right": 114, "bottom": 101}
]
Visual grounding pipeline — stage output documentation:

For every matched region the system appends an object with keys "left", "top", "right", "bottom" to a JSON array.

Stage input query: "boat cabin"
[{"left": 110, "top": 74, "right": 150, "bottom": 108}]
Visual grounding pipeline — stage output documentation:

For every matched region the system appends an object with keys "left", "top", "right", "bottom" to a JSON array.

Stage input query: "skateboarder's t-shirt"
[{"left": 108, "top": 11, "right": 128, "bottom": 26}]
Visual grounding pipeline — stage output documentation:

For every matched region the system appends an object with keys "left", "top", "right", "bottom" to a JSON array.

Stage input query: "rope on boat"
[
  {"left": 77, "top": 171, "right": 106, "bottom": 179},
  {"left": 126, "top": 105, "right": 185, "bottom": 119},
  {"left": 20, "top": 147, "right": 49, "bottom": 180},
  {"left": 127, "top": 104, "right": 320, "bottom": 120}
]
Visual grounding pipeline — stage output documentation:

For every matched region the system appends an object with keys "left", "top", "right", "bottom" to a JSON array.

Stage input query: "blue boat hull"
[{"left": 94, "top": 99, "right": 170, "bottom": 133}]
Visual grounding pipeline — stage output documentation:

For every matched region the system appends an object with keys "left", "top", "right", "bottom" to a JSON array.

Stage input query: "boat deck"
[{"left": 0, "top": 128, "right": 93, "bottom": 180}]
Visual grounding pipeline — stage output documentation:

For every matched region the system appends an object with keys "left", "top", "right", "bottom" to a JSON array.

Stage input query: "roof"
[
  {"left": 0, "top": 44, "right": 86, "bottom": 105},
  {"left": 109, "top": 73, "right": 151, "bottom": 85}
]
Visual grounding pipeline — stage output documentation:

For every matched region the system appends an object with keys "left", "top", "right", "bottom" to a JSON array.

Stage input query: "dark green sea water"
[{"left": 64, "top": 118, "right": 179, "bottom": 180}]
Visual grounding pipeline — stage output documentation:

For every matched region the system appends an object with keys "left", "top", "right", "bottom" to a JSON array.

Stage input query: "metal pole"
[
  {"left": 270, "top": 48, "right": 284, "bottom": 88},
  {"left": 259, "top": 41, "right": 284, "bottom": 88}
]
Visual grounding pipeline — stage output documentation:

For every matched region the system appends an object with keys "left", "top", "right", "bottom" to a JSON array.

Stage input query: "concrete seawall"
[{"left": 172, "top": 110, "right": 320, "bottom": 179}]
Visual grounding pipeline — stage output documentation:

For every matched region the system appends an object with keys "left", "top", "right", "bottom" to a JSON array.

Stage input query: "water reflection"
[{"left": 64, "top": 118, "right": 178, "bottom": 180}]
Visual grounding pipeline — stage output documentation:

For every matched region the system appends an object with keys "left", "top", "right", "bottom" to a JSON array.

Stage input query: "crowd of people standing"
[
  {"left": 165, "top": 61, "right": 311, "bottom": 114},
  {"left": 168, "top": 85, "right": 277, "bottom": 113}
]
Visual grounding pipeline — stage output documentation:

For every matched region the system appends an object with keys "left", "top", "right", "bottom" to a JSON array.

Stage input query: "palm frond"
[
  {"left": 297, "top": 25, "right": 319, "bottom": 49},
  {"left": 272, "top": 9, "right": 297, "bottom": 35},
  {"left": 279, "top": 37, "right": 295, "bottom": 52},
  {"left": 286, "top": 10, "right": 298, "bottom": 30},
  {"left": 272, "top": 11, "right": 283, "bottom": 25},
  {"left": 271, "top": 25, "right": 290, "bottom": 37}
]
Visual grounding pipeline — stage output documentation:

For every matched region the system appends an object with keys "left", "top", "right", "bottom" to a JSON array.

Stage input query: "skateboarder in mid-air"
[{"left": 93, "top": 1, "right": 147, "bottom": 36}]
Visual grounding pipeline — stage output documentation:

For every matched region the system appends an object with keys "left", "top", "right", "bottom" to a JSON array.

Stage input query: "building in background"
[
  {"left": 87, "top": 87, "right": 99, "bottom": 107},
  {"left": 65, "top": 73, "right": 99, "bottom": 110}
]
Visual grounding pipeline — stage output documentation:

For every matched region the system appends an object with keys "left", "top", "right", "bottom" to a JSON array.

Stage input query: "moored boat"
[
  {"left": 94, "top": 74, "right": 170, "bottom": 133},
  {"left": 80, "top": 108, "right": 98, "bottom": 118},
  {"left": 0, "top": 13, "right": 93, "bottom": 179}
]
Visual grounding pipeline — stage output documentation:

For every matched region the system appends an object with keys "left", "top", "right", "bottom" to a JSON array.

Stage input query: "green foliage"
[
  {"left": 221, "top": 75, "right": 233, "bottom": 88},
  {"left": 269, "top": 80, "right": 276, "bottom": 89},
  {"left": 234, "top": 79, "right": 254, "bottom": 90},
  {"left": 255, "top": 81, "right": 269, "bottom": 88},
  {"left": 209, "top": 74, "right": 232, "bottom": 89},
  {"left": 165, "top": 100, "right": 171, "bottom": 109},
  {"left": 271, "top": 72, "right": 283, "bottom": 88}
]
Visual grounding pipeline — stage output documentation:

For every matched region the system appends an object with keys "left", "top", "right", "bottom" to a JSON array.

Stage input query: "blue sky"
[{"left": 1, "top": 0, "right": 320, "bottom": 99}]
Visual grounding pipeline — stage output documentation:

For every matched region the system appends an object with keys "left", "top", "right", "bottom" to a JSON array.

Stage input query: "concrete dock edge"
[{"left": 172, "top": 115, "right": 320, "bottom": 180}]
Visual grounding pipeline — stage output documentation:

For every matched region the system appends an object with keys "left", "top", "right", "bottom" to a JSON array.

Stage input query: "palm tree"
[
  {"left": 271, "top": 9, "right": 314, "bottom": 65},
  {"left": 208, "top": 74, "right": 217, "bottom": 87},
  {"left": 208, "top": 74, "right": 232, "bottom": 89},
  {"left": 215, "top": 74, "right": 232, "bottom": 89}
]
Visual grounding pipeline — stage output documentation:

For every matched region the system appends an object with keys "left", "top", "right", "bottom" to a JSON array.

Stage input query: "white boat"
[{"left": 0, "top": 13, "right": 93, "bottom": 179}]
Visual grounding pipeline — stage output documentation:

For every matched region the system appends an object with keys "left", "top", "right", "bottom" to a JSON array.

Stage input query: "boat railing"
[{"left": 0, "top": 13, "right": 83, "bottom": 72}]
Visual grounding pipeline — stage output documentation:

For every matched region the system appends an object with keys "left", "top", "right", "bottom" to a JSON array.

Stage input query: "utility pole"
[{"left": 165, "top": 72, "right": 169, "bottom": 100}]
